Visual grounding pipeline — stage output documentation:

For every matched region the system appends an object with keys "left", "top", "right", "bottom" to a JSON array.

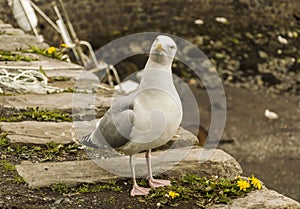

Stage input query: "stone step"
[
  {"left": 0, "top": 33, "right": 48, "bottom": 52},
  {"left": 1, "top": 120, "right": 198, "bottom": 147},
  {"left": 15, "top": 146, "right": 242, "bottom": 188},
  {"left": 208, "top": 188, "right": 300, "bottom": 209},
  {"left": 44, "top": 69, "right": 82, "bottom": 79},
  {"left": 0, "top": 121, "right": 74, "bottom": 144},
  {"left": 0, "top": 20, "right": 82, "bottom": 71},
  {"left": 0, "top": 92, "right": 112, "bottom": 112},
  {"left": 0, "top": 55, "right": 83, "bottom": 71}
]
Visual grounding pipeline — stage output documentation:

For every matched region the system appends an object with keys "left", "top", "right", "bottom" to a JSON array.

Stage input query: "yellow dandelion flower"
[
  {"left": 249, "top": 175, "right": 262, "bottom": 189},
  {"left": 168, "top": 191, "right": 180, "bottom": 199},
  {"left": 61, "top": 43, "right": 68, "bottom": 48},
  {"left": 47, "top": 46, "right": 56, "bottom": 54},
  {"left": 237, "top": 179, "right": 250, "bottom": 191}
]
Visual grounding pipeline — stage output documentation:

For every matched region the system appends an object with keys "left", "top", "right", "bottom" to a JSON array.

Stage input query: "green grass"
[
  {"left": 0, "top": 160, "right": 16, "bottom": 171},
  {"left": 0, "top": 107, "right": 72, "bottom": 122},
  {"left": 0, "top": 132, "right": 9, "bottom": 148},
  {"left": 0, "top": 50, "right": 38, "bottom": 62},
  {"left": 14, "top": 175, "right": 26, "bottom": 184}
]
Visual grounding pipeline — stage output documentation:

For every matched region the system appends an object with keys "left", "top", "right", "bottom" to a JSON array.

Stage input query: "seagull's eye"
[{"left": 170, "top": 46, "right": 175, "bottom": 50}]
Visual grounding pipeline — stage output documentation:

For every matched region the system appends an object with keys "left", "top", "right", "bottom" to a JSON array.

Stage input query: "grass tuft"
[{"left": 0, "top": 107, "right": 72, "bottom": 122}]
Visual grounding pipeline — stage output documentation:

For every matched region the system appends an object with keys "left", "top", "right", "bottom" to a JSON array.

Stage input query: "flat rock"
[
  {"left": 1, "top": 119, "right": 198, "bottom": 147},
  {"left": 0, "top": 55, "right": 83, "bottom": 71},
  {"left": 0, "top": 92, "right": 112, "bottom": 112},
  {"left": 15, "top": 146, "right": 242, "bottom": 188},
  {"left": 44, "top": 69, "right": 82, "bottom": 79},
  {"left": 0, "top": 121, "right": 74, "bottom": 144},
  {"left": 0, "top": 33, "right": 48, "bottom": 51},
  {"left": 208, "top": 188, "right": 300, "bottom": 209}
]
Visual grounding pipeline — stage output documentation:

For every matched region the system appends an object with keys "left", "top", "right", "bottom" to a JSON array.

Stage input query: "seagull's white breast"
[{"left": 120, "top": 88, "right": 182, "bottom": 154}]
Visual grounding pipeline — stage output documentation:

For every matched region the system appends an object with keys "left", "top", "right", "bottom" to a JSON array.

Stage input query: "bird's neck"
[
  {"left": 140, "top": 63, "right": 175, "bottom": 91},
  {"left": 144, "top": 55, "right": 173, "bottom": 70}
]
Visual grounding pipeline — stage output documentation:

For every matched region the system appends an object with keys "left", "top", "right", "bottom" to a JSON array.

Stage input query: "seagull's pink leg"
[
  {"left": 146, "top": 150, "right": 171, "bottom": 188},
  {"left": 129, "top": 155, "right": 150, "bottom": 196}
]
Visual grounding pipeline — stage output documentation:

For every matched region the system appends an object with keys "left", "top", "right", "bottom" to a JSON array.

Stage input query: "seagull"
[{"left": 80, "top": 35, "right": 183, "bottom": 196}]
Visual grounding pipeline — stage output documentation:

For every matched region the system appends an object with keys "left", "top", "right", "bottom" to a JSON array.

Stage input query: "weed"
[
  {"left": 0, "top": 50, "right": 38, "bottom": 62},
  {"left": 145, "top": 174, "right": 259, "bottom": 207},
  {"left": 108, "top": 196, "right": 115, "bottom": 204},
  {"left": 22, "top": 46, "right": 68, "bottom": 61},
  {"left": 0, "top": 107, "right": 72, "bottom": 122},
  {"left": 14, "top": 175, "right": 26, "bottom": 184},
  {"left": 0, "top": 132, "right": 9, "bottom": 148},
  {"left": 51, "top": 183, "right": 69, "bottom": 194},
  {"left": 77, "top": 184, "right": 89, "bottom": 193},
  {"left": 0, "top": 160, "right": 16, "bottom": 171},
  {"left": 50, "top": 181, "right": 123, "bottom": 195}
]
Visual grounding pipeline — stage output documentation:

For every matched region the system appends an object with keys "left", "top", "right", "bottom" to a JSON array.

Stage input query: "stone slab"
[
  {"left": 0, "top": 92, "right": 112, "bottom": 112},
  {"left": 209, "top": 188, "right": 300, "bottom": 209},
  {"left": 44, "top": 69, "right": 82, "bottom": 79},
  {"left": 0, "top": 121, "right": 74, "bottom": 144},
  {"left": 0, "top": 57, "right": 83, "bottom": 71},
  {"left": 15, "top": 146, "right": 242, "bottom": 188},
  {"left": 0, "top": 33, "right": 48, "bottom": 51},
  {"left": 1, "top": 120, "right": 198, "bottom": 147}
]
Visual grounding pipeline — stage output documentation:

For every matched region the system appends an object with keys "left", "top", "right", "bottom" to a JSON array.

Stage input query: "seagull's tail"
[{"left": 80, "top": 133, "right": 100, "bottom": 148}]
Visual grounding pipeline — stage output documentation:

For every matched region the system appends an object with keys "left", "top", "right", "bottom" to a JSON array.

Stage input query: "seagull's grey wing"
[{"left": 80, "top": 95, "right": 135, "bottom": 149}]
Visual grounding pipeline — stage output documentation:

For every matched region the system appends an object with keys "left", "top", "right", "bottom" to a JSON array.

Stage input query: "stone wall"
[{"left": 1, "top": 0, "right": 299, "bottom": 48}]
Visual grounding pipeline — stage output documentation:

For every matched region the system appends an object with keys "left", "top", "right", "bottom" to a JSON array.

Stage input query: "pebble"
[
  {"left": 189, "top": 78, "right": 197, "bottom": 86},
  {"left": 193, "top": 36, "right": 204, "bottom": 45},
  {"left": 215, "top": 17, "right": 229, "bottom": 24},
  {"left": 264, "top": 109, "right": 279, "bottom": 120},
  {"left": 194, "top": 19, "right": 204, "bottom": 25},
  {"left": 258, "top": 50, "right": 268, "bottom": 59},
  {"left": 277, "top": 35, "right": 288, "bottom": 44},
  {"left": 54, "top": 198, "right": 63, "bottom": 205}
]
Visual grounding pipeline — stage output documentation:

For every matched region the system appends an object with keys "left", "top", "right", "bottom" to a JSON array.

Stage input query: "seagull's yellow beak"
[{"left": 155, "top": 43, "right": 163, "bottom": 52}]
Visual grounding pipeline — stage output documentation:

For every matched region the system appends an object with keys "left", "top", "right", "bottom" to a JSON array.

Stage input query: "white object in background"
[
  {"left": 264, "top": 109, "right": 279, "bottom": 120},
  {"left": 277, "top": 35, "right": 288, "bottom": 45},
  {"left": 114, "top": 80, "right": 139, "bottom": 94},
  {"left": 194, "top": 19, "right": 204, "bottom": 25},
  {"left": 215, "top": 17, "right": 228, "bottom": 24},
  {"left": 56, "top": 19, "right": 75, "bottom": 48},
  {"left": 8, "top": 0, "right": 38, "bottom": 31}
]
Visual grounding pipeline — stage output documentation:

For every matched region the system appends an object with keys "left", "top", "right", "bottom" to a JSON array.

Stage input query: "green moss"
[
  {"left": 0, "top": 160, "right": 16, "bottom": 171},
  {"left": 2, "top": 139, "right": 85, "bottom": 163},
  {"left": 0, "top": 50, "right": 38, "bottom": 62},
  {"left": 50, "top": 182, "right": 123, "bottom": 195},
  {"left": 14, "top": 175, "right": 26, "bottom": 184},
  {"left": 51, "top": 183, "right": 69, "bottom": 194},
  {"left": 0, "top": 107, "right": 72, "bottom": 122},
  {"left": 0, "top": 132, "right": 9, "bottom": 148}
]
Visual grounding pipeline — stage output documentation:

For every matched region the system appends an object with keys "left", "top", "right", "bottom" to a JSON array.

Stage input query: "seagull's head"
[{"left": 149, "top": 35, "right": 177, "bottom": 64}]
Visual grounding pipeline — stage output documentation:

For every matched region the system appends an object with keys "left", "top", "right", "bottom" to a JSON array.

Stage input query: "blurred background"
[{"left": 1, "top": 0, "right": 299, "bottom": 201}]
